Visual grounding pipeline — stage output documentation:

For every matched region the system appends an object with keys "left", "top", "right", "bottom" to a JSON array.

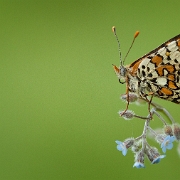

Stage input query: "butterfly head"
[
  {"left": 113, "top": 64, "right": 127, "bottom": 84},
  {"left": 112, "top": 26, "right": 139, "bottom": 84}
]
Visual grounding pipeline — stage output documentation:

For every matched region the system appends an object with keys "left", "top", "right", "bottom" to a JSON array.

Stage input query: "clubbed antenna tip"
[
  {"left": 134, "top": 31, "right": 140, "bottom": 38},
  {"left": 112, "top": 26, "right": 116, "bottom": 34}
]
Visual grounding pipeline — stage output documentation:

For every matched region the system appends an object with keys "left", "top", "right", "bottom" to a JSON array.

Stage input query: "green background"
[{"left": 0, "top": 0, "right": 180, "bottom": 179}]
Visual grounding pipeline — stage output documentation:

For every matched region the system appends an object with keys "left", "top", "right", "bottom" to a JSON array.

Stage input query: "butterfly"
[{"left": 112, "top": 26, "right": 180, "bottom": 117}]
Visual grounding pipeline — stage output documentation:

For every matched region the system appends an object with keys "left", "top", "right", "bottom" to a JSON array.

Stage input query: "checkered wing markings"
[{"left": 137, "top": 34, "right": 180, "bottom": 103}]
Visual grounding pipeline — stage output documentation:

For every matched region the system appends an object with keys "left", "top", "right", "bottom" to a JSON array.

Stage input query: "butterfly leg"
[
  {"left": 138, "top": 91, "right": 154, "bottom": 120},
  {"left": 123, "top": 93, "right": 130, "bottom": 113},
  {"left": 135, "top": 96, "right": 175, "bottom": 124},
  {"left": 121, "top": 81, "right": 131, "bottom": 115},
  {"left": 146, "top": 93, "right": 154, "bottom": 120},
  {"left": 133, "top": 107, "right": 168, "bottom": 128}
]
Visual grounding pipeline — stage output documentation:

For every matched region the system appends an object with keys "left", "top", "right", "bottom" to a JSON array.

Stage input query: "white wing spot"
[
  {"left": 167, "top": 41, "right": 178, "bottom": 51},
  {"left": 156, "top": 77, "right": 167, "bottom": 86}
]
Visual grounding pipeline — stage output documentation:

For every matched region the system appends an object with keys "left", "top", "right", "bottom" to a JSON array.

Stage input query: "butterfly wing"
[{"left": 131, "top": 34, "right": 180, "bottom": 103}]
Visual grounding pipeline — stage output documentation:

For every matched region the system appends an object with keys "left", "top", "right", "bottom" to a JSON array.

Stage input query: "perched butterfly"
[{"left": 112, "top": 26, "right": 180, "bottom": 117}]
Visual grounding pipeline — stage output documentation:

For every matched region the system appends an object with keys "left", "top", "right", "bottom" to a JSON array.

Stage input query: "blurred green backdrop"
[{"left": 0, "top": 0, "right": 180, "bottom": 179}]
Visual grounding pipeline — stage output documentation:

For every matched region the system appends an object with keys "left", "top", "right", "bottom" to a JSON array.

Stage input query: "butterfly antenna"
[
  {"left": 123, "top": 31, "right": 140, "bottom": 64},
  {"left": 112, "top": 26, "right": 123, "bottom": 66}
]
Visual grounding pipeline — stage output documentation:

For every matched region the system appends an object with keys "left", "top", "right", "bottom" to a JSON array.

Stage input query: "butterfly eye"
[
  {"left": 120, "top": 66, "right": 127, "bottom": 77},
  {"left": 119, "top": 78, "right": 125, "bottom": 84}
]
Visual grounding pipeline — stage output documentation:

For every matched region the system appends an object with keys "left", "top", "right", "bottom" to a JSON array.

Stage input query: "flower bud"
[
  {"left": 124, "top": 138, "right": 134, "bottom": 149},
  {"left": 145, "top": 147, "right": 159, "bottom": 163},
  {"left": 118, "top": 110, "right": 134, "bottom": 120},
  {"left": 134, "top": 150, "right": 145, "bottom": 166},
  {"left": 173, "top": 124, "right": 180, "bottom": 141},
  {"left": 120, "top": 93, "right": 138, "bottom": 103},
  {"left": 145, "top": 147, "right": 165, "bottom": 164},
  {"left": 164, "top": 125, "right": 173, "bottom": 136}
]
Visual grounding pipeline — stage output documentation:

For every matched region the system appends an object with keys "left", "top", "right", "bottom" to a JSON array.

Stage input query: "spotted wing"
[{"left": 131, "top": 34, "right": 180, "bottom": 103}]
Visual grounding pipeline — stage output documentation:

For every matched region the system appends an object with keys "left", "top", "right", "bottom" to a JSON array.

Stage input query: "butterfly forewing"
[{"left": 130, "top": 34, "right": 180, "bottom": 103}]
